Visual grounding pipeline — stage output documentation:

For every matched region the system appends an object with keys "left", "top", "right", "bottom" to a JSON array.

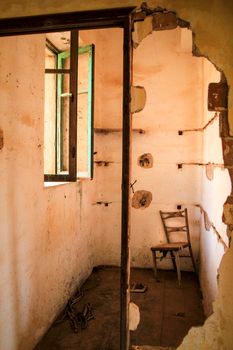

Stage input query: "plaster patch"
[
  {"left": 131, "top": 86, "right": 146, "bottom": 113},
  {"left": 132, "top": 190, "right": 152, "bottom": 209},
  {"left": 137, "top": 153, "right": 153, "bottom": 168}
]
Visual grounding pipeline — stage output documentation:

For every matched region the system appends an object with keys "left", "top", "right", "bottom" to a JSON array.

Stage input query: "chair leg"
[
  {"left": 174, "top": 251, "right": 181, "bottom": 287},
  {"left": 151, "top": 250, "right": 158, "bottom": 281},
  {"left": 170, "top": 250, "right": 177, "bottom": 271},
  {"left": 188, "top": 244, "right": 197, "bottom": 276}
]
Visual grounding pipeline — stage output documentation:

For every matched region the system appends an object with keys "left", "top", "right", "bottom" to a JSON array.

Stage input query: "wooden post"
[{"left": 120, "top": 14, "right": 132, "bottom": 350}]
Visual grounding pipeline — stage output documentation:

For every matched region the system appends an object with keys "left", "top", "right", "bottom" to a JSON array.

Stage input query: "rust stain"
[
  {"left": 20, "top": 114, "right": 35, "bottom": 127},
  {"left": 179, "top": 112, "right": 219, "bottom": 133},
  {"left": 0, "top": 128, "right": 3, "bottom": 150}
]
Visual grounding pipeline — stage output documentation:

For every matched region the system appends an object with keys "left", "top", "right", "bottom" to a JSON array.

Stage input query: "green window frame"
[
  {"left": 44, "top": 32, "right": 94, "bottom": 182},
  {"left": 77, "top": 44, "right": 95, "bottom": 179},
  {"left": 56, "top": 45, "right": 94, "bottom": 179}
]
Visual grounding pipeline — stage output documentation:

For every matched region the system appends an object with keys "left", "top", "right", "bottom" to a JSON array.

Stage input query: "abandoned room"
[{"left": 1, "top": 1, "right": 233, "bottom": 350}]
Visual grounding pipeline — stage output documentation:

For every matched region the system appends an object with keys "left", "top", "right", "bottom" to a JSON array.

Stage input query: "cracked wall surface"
[
  {"left": 1, "top": 1, "right": 233, "bottom": 350},
  {"left": 199, "top": 58, "right": 231, "bottom": 316}
]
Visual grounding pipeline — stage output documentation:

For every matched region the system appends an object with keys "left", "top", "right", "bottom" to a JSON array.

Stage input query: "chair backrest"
[{"left": 159, "top": 208, "right": 191, "bottom": 245}]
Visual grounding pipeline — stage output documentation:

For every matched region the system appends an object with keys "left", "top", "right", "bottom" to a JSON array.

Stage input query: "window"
[
  {"left": 44, "top": 30, "right": 94, "bottom": 182},
  {"left": 77, "top": 44, "right": 95, "bottom": 178}
]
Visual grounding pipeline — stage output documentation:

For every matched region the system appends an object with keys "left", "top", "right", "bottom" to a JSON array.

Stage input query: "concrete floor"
[{"left": 35, "top": 267, "right": 205, "bottom": 350}]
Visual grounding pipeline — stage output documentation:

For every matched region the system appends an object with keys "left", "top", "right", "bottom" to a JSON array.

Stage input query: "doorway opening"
[{"left": 129, "top": 5, "right": 230, "bottom": 349}]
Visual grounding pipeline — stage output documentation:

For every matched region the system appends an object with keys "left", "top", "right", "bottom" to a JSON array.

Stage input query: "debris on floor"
[
  {"left": 55, "top": 288, "right": 94, "bottom": 333},
  {"left": 129, "top": 302, "right": 141, "bottom": 331},
  {"left": 130, "top": 283, "right": 147, "bottom": 293},
  {"left": 36, "top": 268, "right": 205, "bottom": 350}
]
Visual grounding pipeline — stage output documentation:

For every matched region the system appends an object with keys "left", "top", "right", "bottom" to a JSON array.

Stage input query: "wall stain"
[{"left": 20, "top": 113, "right": 35, "bottom": 127}]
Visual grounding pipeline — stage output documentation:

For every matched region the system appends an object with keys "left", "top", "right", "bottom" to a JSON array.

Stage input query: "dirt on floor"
[{"left": 35, "top": 267, "right": 205, "bottom": 350}]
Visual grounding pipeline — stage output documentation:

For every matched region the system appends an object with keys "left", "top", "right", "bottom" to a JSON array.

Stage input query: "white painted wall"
[
  {"left": 131, "top": 28, "right": 203, "bottom": 270},
  {"left": 131, "top": 27, "right": 231, "bottom": 317}
]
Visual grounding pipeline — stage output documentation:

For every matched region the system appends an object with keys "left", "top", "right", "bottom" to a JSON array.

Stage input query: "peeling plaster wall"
[
  {"left": 1, "top": 1, "right": 233, "bottom": 350},
  {"left": 0, "top": 35, "right": 95, "bottom": 350},
  {"left": 199, "top": 59, "right": 231, "bottom": 316},
  {"left": 131, "top": 28, "right": 203, "bottom": 270},
  {"left": 80, "top": 28, "right": 123, "bottom": 266}
]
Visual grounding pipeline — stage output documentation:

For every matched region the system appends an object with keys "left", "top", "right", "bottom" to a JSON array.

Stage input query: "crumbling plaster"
[
  {"left": 0, "top": 1, "right": 233, "bottom": 349},
  {"left": 0, "top": 0, "right": 233, "bottom": 127},
  {"left": 131, "top": 10, "right": 233, "bottom": 348}
]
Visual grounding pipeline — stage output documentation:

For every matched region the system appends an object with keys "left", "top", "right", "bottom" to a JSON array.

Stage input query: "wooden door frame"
[{"left": 0, "top": 7, "right": 134, "bottom": 350}]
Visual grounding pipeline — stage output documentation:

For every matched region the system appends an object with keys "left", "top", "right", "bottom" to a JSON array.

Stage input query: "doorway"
[{"left": 129, "top": 6, "right": 230, "bottom": 349}]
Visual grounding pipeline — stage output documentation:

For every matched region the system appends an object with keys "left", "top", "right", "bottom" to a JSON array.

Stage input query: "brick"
[{"left": 152, "top": 12, "right": 178, "bottom": 31}]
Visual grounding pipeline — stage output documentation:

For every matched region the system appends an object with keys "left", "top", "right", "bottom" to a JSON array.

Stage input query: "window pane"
[
  {"left": 77, "top": 92, "right": 89, "bottom": 175},
  {"left": 77, "top": 47, "right": 93, "bottom": 178},
  {"left": 44, "top": 72, "right": 56, "bottom": 174},
  {"left": 44, "top": 72, "right": 70, "bottom": 175},
  {"left": 78, "top": 50, "right": 89, "bottom": 90},
  {"left": 57, "top": 73, "right": 70, "bottom": 174},
  {"left": 44, "top": 30, "right": 78, "bottom": 181}
]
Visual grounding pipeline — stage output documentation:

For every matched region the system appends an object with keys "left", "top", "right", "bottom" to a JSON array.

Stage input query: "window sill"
[
  {"left": 43, "top": 176, "right": 91, "bottom": 188},
  {"left": 44, "top": 181, "right": 74, "bottom": 188}
]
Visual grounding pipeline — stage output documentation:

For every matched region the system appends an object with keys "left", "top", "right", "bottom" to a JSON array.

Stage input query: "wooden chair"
[{"left": 151, "top": 209, "right": 197, "bottom": 286}]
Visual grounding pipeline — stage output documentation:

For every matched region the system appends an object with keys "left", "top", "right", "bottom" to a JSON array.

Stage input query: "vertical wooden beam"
[{"left": 120, "top": 14, "right": 132, "bottom": 350}]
